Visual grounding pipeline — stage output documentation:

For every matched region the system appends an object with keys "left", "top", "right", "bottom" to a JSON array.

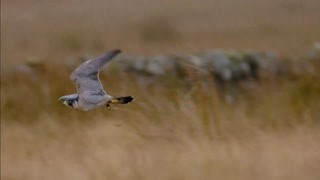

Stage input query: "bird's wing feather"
[{"left": 70, "top": 49, "right": 121, "bottom": 95}]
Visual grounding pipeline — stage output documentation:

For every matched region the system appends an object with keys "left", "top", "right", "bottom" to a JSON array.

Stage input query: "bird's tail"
[{"left": 110, "top": 96, "right": 134, "bottom": 104}]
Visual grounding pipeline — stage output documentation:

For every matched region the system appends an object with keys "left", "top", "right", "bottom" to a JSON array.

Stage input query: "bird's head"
[
  {"left": 63, "top": 99, "right": 78, "bottom": 108},
  {"left": 59, "top": 94, "right": 79, "bottom": 108}
]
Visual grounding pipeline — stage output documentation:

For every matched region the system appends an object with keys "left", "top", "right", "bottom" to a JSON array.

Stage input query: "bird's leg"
[{"left": 106, "top": 103, "right": 111, "bottom": 110}]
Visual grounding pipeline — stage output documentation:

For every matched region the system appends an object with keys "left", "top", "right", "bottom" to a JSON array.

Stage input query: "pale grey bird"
[{"left": 59, "top": 49, "right": 134, "bottom": 111}]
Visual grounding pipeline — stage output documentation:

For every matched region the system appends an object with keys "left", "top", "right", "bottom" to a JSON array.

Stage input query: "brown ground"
[{"left": 2, "top": 0, "right": 320, "bottom": 67}]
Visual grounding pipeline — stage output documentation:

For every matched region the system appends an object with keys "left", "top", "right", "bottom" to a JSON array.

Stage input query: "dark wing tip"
[
  {"left": 100, "top": 49, "right": 122, "bottom": 61},
  {"left": 109, "top": 49, "right": 122, "bottom": 55}
]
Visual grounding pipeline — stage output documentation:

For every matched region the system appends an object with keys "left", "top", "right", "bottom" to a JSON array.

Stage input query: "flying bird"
[{"left": 59, "top": 49, "right": 134, "bottom": 111}]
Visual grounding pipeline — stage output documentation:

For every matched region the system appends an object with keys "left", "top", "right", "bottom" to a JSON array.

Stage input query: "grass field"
[{"left": 1, "top": 0, "right": 320, "bottom": 179}]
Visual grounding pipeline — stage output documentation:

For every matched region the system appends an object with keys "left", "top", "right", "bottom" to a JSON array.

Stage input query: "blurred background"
[{"left": 1, "top": 0, "right": 320, "bottom": 179}]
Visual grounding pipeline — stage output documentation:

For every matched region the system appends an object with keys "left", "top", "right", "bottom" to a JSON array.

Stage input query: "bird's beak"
[{"left": 63, "top": 101, "right": 68, "bottom": 106}]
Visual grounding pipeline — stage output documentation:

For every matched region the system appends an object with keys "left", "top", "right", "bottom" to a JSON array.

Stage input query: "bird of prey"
[{"left": 59, "top": 49, "right": 134, "bottom": 111}]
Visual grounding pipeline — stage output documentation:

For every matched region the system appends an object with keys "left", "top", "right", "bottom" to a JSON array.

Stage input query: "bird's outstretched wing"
[{"left": 70, "top": 49, "right": 121, "bottom": 95}]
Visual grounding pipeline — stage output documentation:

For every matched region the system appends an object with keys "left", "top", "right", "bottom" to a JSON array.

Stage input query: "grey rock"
[
  {"left": 145, "top": 55, "right": 176, "bottom": 76},
  {"left": 246, "top": 51, "right": 282, "bottom": 76}
]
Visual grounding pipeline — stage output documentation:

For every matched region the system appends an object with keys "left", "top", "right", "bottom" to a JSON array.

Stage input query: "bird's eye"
[{"left": 67, "top": 100, "right": 73, "bottom": 106}]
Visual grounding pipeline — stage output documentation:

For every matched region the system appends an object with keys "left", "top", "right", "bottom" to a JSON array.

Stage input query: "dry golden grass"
[
  {"left": 1, "top": 62, "right": 320, "bottom": 179},
  {"left": 2, "top": 119, "right": 319, "bottom": 180},
  {"left": 2, "top": 0, "right": 320, "bottom": 179}
]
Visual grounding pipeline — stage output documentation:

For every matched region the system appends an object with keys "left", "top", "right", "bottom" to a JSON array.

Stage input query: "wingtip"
[{"left": 111, "top": 49, "right": 122, "bottom": 54}]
